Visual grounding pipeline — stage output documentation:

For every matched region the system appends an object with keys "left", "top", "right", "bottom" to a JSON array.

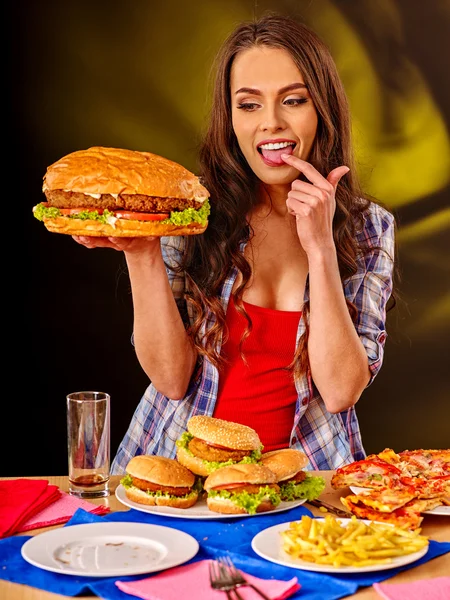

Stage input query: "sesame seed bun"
[
  {"left": 260, "top": 449, "right": 308, "bottom": 481},
  {"left": 187, "top": 416, "right": 261, "bottom": 451},
  {"left": 126, "top": 455, "right": 195, "bottom": 488},
  {"left": 40, "top": 215, "right": 206, "bottom": 237},
  {"left": 204, "top": 463, "right": 279, "bottom": 515},
  {"left": 43, "top": 146, "right": 209, "bottom": 199},
  {"left": 123, "top": 455, "right": 199, "bottom": 509}
]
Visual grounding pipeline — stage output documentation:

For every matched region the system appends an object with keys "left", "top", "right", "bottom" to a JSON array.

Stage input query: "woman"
[{"left": 74, "top": 14, "right": 396, "bottom": 473}]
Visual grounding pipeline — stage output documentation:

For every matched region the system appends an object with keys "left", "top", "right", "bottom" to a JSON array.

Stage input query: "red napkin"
[
  {"left": 18, "top": 490, "right": 110, "bottom": 532},
  {"left": 0, "top": 479, "right": 61, "bottom": 538},
  {"left": 373, "top": 577, "right": 450, "bottom": 600},
  {"left": 116, "top": 559, "right": 300, "bottom": 600}
]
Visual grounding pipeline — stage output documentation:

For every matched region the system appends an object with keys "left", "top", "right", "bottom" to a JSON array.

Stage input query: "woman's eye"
[
  {"left": 236, "top": 102, "right": 259, "bottom": 111},
  {"left": 284, "top": 98, "right": 308, "bottom": 106}
]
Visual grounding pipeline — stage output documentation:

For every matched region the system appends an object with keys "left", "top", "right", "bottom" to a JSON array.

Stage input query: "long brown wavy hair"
[{"left": 177, "top": 13, "right": 395, "bottom": 378}]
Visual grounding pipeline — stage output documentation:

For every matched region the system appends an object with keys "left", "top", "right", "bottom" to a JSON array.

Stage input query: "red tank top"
[{"left": 213, "top": 296, "right": 301, "bottom": 452}]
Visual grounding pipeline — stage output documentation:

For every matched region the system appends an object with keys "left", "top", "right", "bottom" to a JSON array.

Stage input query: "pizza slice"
[
  {"left": 398, "top": 449, "right": 450, "bottom": 478},
  {"left": 406, "top": 497, "right": 444, "bottom": 513},
  {"left": 331, "top": 458, "right": 402, "bottom": 490},
  {"left": 340, "top": 495, "right": 423, "bottom": 529},
  {"left": 340, "top": 487, "right": 416, "bottom": 513},
  {"left": 407, "top": 475, "right": 450, "bottom": 501},
  {"left": 375, "top": 448, "right": 402, "bottom": 465}
]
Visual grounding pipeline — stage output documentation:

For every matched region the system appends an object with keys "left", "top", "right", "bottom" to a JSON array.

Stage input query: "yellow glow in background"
[{"left": 14, "top": 0, "right": 449, "bottom": 474}]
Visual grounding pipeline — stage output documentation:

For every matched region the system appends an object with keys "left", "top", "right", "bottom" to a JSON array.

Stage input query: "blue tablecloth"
[{"left": 1, "top": 506, "right": 449, "bottom": 600}]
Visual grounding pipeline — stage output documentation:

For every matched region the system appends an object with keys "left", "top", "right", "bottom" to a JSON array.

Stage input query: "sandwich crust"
[
  {"left": 260, "top": 449, "right": 309, "bottom": 482},
  {"left": 41, "top": 215, "right": 207, "bottom": 237},
  {"left": 126, "top": 455, "right": 195, "bottom": 488},
  {"left": 187, "top": 416, "right": 261, "bottom": 451},
  {"left": 43, "top": 146, "right": 209, "bottom": 200}
]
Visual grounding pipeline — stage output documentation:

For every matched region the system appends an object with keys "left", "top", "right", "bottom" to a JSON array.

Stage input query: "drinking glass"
[{"left": 66, "top": 391, "right": 110, "bottom": 498}]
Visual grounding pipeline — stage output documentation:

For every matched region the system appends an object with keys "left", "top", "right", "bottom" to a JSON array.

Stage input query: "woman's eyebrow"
[{"left": 234, "top": 83, "right": 308, "bottom": 95}]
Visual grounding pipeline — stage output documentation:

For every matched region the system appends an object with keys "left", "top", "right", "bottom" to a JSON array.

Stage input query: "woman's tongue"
[{"left": 260, "top": 144, "right": 294, "bottom": 165}]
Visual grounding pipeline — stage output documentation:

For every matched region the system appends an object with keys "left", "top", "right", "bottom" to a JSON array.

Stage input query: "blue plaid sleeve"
[
  {"left": 160, "top": 236, "right": 189, "bottom": 326},
  {"left": 130, "top": 236, "right": 187, "bottom": 347},
  {"left": 344, "top": 203, "right": 395, "bottom": 385}
]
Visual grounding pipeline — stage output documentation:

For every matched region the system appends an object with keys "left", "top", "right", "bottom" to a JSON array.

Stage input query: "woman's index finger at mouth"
[{"left": 281, "top": 153, "right": 325, "bottom": 185}]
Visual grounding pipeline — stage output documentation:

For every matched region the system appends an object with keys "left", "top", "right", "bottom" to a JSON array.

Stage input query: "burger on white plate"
[
  {"left": 204, "top": 463, "right": 281, "bottom": 515},
  {"left": 120, "top": 455, "right": 200, "bottom": 508},
  {"left": 33, "top": 146, "right": 210, "bottom": 237},
  {"left": 260, "top": 448, "right": 325, "bottom": 501},
  {"left": 176, "top": 416, "right": 263, "bottom": 477}
]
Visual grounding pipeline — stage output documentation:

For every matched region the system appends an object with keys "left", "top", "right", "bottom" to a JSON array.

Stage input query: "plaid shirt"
[{"left": 111, "top": 202, "right": 395, "bottom": 474}]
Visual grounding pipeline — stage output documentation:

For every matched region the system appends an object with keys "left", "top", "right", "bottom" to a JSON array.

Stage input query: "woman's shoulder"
[
  {"left": 356, "top": 199, "right": 395, "bottom": 239},
  {"left": 353, "top": 199, "right": 395, "bottom": 262}
]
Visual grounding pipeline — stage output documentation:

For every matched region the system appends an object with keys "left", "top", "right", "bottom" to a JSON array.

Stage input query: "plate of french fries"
[{"left": 251, "top": 515, "right": 429, "bottom": 573}]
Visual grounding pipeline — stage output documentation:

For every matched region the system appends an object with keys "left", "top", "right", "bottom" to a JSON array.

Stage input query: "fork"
[
  {"left": 217, "top": 556, "right": 272, "bottom": 600},
  {"left": 209, "top": 559, "right": 244, "bottom": 600}
]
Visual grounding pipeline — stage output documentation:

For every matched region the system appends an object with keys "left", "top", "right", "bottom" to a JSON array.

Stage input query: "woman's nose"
[{"left": 259, "top": 105, "right": 286, "bottom": 132}]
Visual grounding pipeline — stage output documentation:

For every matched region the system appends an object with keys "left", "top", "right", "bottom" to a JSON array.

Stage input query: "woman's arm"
[
  {"left": 73, "top": 235, "right": 197, "bottom": 399},
  {"left": 307, "top": 247, "right": 371, "bottom": 412},
  {"left": 307, "top": 210, "right": 395, "bottom": 412},
  {"left": 281, "top": 154, "right": 393, "bottom": 413}
]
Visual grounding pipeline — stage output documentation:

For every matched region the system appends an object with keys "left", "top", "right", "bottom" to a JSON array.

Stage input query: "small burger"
[
  {"left": 120, "top": 454, "right": 200, "bottom": 508},
  {"left": 204, "top": 463, "right": 281, "bottom": 515},
  {"left": 33, "top": 146, "right": 210, "bottom": 237},
  {"left": 260, "top": 448, "right": 325, "bottom": 501},
  {"left": 176, "top": 416, "right": 263, "bottom": 477}
]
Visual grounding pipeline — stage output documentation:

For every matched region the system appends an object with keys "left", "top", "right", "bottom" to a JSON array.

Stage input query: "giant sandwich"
[
  {"left": 260, "top": 448, "right": 325, "bottom": 501},
  {"left": 204, "top": 463, "right": 281, "bottom": 515},
  {"left": 176, "top": 416, "right": 263, "bottom": 477},
  {"left": 120, "top": 455, "right": 200, "bottom": 508},
  {"left": 33, "top": 146, "right": 210, "bottom": 237}
]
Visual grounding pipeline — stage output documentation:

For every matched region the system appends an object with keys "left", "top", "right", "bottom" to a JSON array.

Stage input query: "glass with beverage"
[{"left": 66, "top": 391, "right": 110, "bottom": 498}]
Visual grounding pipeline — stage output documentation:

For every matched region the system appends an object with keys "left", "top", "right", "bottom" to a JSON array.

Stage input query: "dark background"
[{"left": 7, "top": 0, "right": 449, "bottom": 476}]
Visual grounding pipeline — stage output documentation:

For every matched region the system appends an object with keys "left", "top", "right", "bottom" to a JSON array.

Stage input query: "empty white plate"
[{"left": 21, "top": 521, "right": 199, "bottom": 576}]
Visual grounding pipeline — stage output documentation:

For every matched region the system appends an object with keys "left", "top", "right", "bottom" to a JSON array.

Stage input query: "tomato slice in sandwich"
[{"left": 114, "top": 211, "right": 169, "bottom": 221}]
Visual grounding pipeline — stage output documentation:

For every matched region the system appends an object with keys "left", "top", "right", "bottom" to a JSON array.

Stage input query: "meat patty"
[
  {"left": 131, "top": 475, "right": 191, "bottom": 497},
  {"left": 44, "top": 189, "right": 202, "bottom": 213},
  {"left": 188, "top": 437, "right": 250, "bottom": 463},
  {"left": 285, "top": 471, "right": 307, "bottom": 484},
  {"left": 212, "top": 483, "right": 281, "bottom": 494}
]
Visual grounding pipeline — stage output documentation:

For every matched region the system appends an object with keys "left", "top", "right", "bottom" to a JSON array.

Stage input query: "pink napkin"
[
  {"left": 18, "top": 490, "right": 110, "bottom": 532},
  {"left": 0, "top": 479, "right": 61, "bottom": 538},
  {"left": 116, "top": 559, "right": 300, "bottom": 600},
  {"left": 373, "top": 577, "right": 450, "bottom": 600}
]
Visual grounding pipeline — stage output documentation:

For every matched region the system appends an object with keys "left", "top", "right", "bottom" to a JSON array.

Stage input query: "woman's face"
[{"left": 230, "top": 46, "right": 318, "bottom": 187}]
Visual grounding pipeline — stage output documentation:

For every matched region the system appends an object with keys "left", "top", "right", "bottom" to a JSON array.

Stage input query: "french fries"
[{"left": 280, "top": 515, "right": 428, "bottom": 567}]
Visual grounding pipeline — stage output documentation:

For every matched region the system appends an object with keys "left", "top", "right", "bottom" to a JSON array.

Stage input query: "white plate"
[
  {"left": 21, "top": 522, "right": 199, "bottom": 577},
  {"left": 251, "top": 518, "right": 429, "bottom": 573},
  {"left": 349, "top": 485, "right": 450, "bottom": 516},
  {"left": 116, "top": 484, "right": 306, "bottom": 519}
]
